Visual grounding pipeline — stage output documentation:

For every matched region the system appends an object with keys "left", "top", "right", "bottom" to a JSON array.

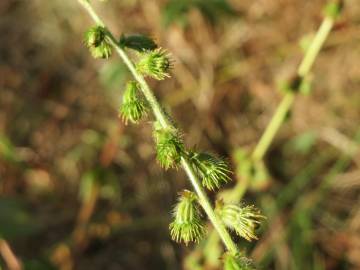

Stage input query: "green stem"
[
  {"left": 297, "top": 17, "right": 334, "bottom": 77},
  {"left": 252, "top": 93, "right": 295, "bottom": 161},
  {"left": 252, "top": 16, "right": 335, "bottom": 162},
  {"left": 77, "top": 0, "right": 238, "bottom": 255},
  {"left": 181, "top": 158, "right": 238, "bottom": 254}
]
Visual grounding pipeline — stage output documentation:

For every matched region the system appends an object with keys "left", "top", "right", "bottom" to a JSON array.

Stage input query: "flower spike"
[{"left": 169, "top": 190, "right": 206, "bottom": 245}]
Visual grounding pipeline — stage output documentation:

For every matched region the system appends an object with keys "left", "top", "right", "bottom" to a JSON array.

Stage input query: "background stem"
[
  {"left": 252, "top": 16, "right": 335, "bottom": 162},
  {"left": 252, "top": 93, "right": 295, "bottom": 161}
]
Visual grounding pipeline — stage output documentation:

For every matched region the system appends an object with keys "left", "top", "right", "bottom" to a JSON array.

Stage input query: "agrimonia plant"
[{"left": 77, "top": 0, "right": 264, "bottom": 268}]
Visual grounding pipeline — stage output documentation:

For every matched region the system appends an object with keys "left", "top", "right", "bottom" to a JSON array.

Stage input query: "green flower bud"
[
  {"left": 223, "top": 252, "right": 255, "bottom": 270},
  {"left": 119, "top": 81, "right": 148, "bottom": 124},
  {"left": 136, "top": 48, "right": 172, "bottom": 80},
  {"left": 169, "top": 190, "right": 206, "bottom": 245},
  {"left": 189, "top": 151, "right": 231, "bottom": 190},
  {"left": 153, "top": 123, "right": 184, "bottom": 169},
  {"left": 120, "top": 34, "right": 158, "bottom": 52},
  {"left": 216, "top": 202, "right": 265, "bottom": 241},
  {"left": 84, "top": 26, "right": 112, "bottom": 59}
]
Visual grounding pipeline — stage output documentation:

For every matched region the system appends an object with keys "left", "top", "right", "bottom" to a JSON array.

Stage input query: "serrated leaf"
[{"left": 119, "top": 34, "right": 158, "bottom": 52}]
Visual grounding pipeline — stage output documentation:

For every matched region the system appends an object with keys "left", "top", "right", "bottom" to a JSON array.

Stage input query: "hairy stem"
[
  {"left": 77, "top": 0, "right": 238, "bottom": 254},
  {"left": 252, "top": 16, "right": 335, "bottom": 162},
  {"left": 181, "top": 158, "right": 238, "bottom": 254}
]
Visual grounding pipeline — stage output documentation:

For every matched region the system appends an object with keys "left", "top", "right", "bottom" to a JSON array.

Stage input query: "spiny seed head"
[
  {"left": 119, "top": 81, "right": 148, "bottom": 124},
  {"left": 223, "top": 252, "right": 255, "bottom": 270},
  {"left": 153, "top": 123, "right": 184, "bottom": 169},
  {"left": 84, "top": 25, "right": 112, "bottom": 59},
  {"left": 216, "top": 201, "right": 265, "bottom": 242},
  {"left": 136, "top": 48, "right": 172, "bottom": 80},
  {"left": 189, "top": 151, "right": 232, "bottom": 190},
  {"left": 169, "top": 190, "right": 206, "bottom": 245},
  {"left": 120, "top": 34, "right": 158, "bottom": 52}
]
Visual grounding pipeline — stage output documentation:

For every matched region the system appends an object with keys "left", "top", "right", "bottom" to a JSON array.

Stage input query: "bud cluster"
[
  {"left": 169, "top": 190, "right": 206, "bottom": 245},
  {"left": 216, "top": 201, "right": 265, "bottom": 241},
  {"left": 119, "top": 81, "right": 148, "bottom": 124},
  {"left": 189, "top": 151, "right": 231, "bottom": 190},
  {"left": 136, "top": 48, "right": 172, "bottom": 80},
  {"left": 84, "top": 26, "right": 112, "bottom": 59},
  {"left": 153, "top": 123, "right": 184, "bottom": 169}
]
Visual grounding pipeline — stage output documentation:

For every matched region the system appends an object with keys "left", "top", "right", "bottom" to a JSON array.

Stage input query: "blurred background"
[{"left": 0, "top": 0, "right": 360, "bottom": 269}]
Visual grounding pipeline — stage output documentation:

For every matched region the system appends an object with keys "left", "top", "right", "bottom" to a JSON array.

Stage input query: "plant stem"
[
  {"left": 252, "top": 16, "right": 335, "bottom": 162},
  {"left": 181, "top": 158, "right": 238, "bottom": 254},
  {"left": 77, "top": 0, "right": 239, "bottom": 255},
  {"left": 252, "top": 93, "right": 295, "bottom": 161},
  {"left": 297, "top": 17, "right": 334, "bottom": 77}
]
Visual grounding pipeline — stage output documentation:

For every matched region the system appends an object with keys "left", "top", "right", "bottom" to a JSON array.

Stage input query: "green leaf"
[{"left": 119, "top": 34, "right": 158, "bottom": 52}]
